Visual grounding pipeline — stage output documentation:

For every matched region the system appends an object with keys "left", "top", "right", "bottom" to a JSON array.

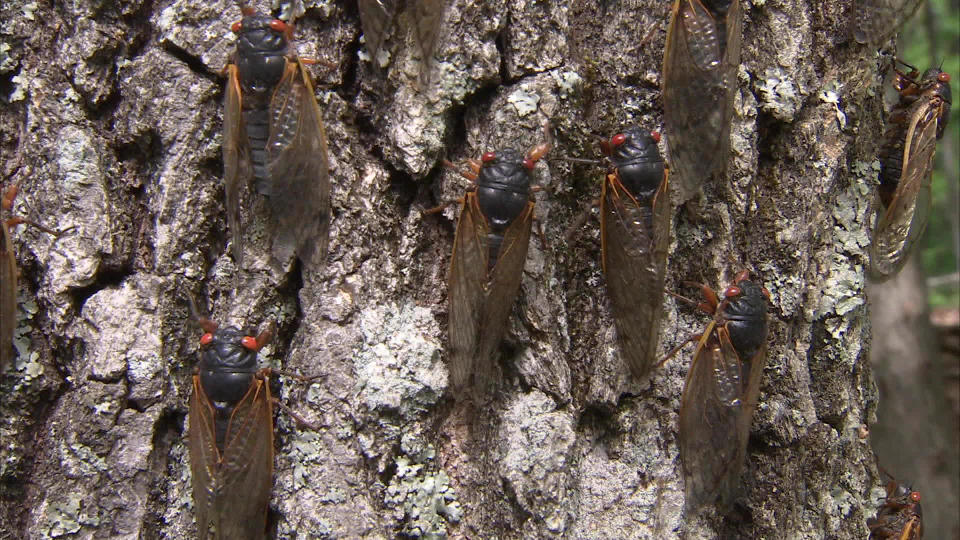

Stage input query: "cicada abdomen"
[
  {"left": 189, "top": 315, "right": 275, "bottom": 540},
  {"left": 224, "top": 5, "right": 331, "bottom": 269},
  {"left": 853, "top": 0, "right": 924, "bottom": 47},
  {"left": 870, "top": 65, "right": 951, "bottom": 280},
  {"left": 446, "top": 133, "right": 552, "bottom": 398},
  {"left": 357, "top": 0, "right": 446, "bottom": 85},
  {"left": 662, "top": 0, "right": 742, "bottom": 203},
  {"left": 599, "top": 127, "right": 671, "bottom": 379},
  {"left": 867, "top": 479, "right": 923, "bottom": 539},
  {"left": 678, "top": 271, "right": 769, "bottom": 512}
]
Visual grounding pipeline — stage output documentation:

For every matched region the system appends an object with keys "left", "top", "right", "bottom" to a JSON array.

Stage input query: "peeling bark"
[{"left": 0, "top": 0, "right": 949, "bottom": 538}]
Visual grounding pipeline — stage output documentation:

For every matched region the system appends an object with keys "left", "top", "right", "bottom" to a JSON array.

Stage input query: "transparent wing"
[
  {"left": 188, "top": 377, "right": 221, "bottom": 540},
  {"left": 448, "top": 194, "right": 491, "bottom": 391},
  {"left": 853, "top": 0, "right": 923, "bottom": 46},
  {"left": 474, "top": 201, "right": 534, "bottom": 392},
  {"left": 211, "top": 378, "right": 274, "bottom": 540},
  {"left": 662, "top": 0, "right": 741, "bottom": 202},
  {"left": 223, "top": 64, "right": 253, "bottom": 266},
  {"left": 679, "top": 321, "right": 765, "bottom": 512},
  {"left": 601, "top": 172, "right": 670, "bottom": 379},
  {"left": 358, "top": 0, "right": 398, "bottom": 63},
  {"left": 1, "top": 223, "right": 16, "bottom": 375},
  {"left": 412, "top": 0, "right": 446, "bottom": 85},
  {"left": 870, "top": 98, "right": 939, "bottom": 279},
  {"left": 266, "top": 59, "right": 332, "bottom": 268}
]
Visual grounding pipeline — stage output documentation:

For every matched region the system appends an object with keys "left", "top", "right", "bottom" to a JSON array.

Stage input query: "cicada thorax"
[
  {"left": 475, "top": 149, "right": 535, "bottom": 271},
  {"left": 678, "top": 273, "right": 769, "bottom": 512},
  {"left": 868, "top": 480, "right": 924, "bottom": 539},
  {"left": 599, "top": 127, "right": 671, "bottom": 379}
]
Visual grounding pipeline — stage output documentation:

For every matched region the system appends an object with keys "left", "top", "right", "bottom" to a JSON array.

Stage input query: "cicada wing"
[
  {"left": 662, "top": 0, "right": 740, "bottom": 202},
  {"left": 188, "top": 377, "right": 222, "bottom": 540},
  {"left": 224, "top": 64, "right": 253, "bottom": 266},
  {"left": 448, "top": 193, "right": 491, "bottom": 391},
  {"left": 870, "top": 99, "right": 938, "bottom": 279},
  {"left": 474, "top": 201, "right": 534, "bottom": 391},
  {"left": 0, "top": 223, "right": 16, "bottom": 373},
  {"left": 266, "top": 59, "right": 332, "bottom": 268},
  {"left": 211, "top": 377, "right": 274, "bottom": 540},
  {"left": 412, "top": 0, "right": 445, "bottom": 85},
  {"left": 853, "top": 0, "right": 923, "bottom": 46},
  {"left": 679, "top": 322, "right": 758, "bottom": 511},
  {"left": 600, "top": 172, "right": 670, "bottom": 379},
  {"left": 358, "top": 0, "right": 398, "bottom": 65}
]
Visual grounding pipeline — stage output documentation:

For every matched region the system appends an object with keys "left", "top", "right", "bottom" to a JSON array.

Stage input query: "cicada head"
[
  {"left": 476, "top": 149, "right": 533, "bottom": 194},
  {"left": 606, "top": 127, "right": 665, "bottom": 199},
  {"left": 233, "top": 12, "right": 292, "bottom": 52},
  {"left": 198, "top": 325, "right": 268, "bottom": 403},
  {"left": 919, "top": 68, "right": 952, "bottom": 138}
]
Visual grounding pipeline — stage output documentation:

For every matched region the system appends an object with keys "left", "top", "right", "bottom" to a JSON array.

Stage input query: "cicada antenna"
[{"left": 185, "top": 294, "right": 219, "bottom": 334}]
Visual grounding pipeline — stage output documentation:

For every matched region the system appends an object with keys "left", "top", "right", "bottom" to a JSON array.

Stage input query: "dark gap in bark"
[
  {"left": 141, "top": 407, "right": 183, "bottom": 538},
  {"left": 160, "top": 41, "right": 220, "bottom": 83},
  {"left": 68, "top": 264, "right": 134, "bottom": 313}
]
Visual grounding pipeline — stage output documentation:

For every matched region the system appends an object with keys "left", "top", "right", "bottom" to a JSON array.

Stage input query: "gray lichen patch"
[
  {"left": 499, "top": 390, "right": 575, "bottom": 534},
  {"left": 355, "top": 302, "right": 445, "bottom": 418},
  {"left": 76, "top": 275, "right": 166, "bottom": 404},
  {"left": 384, "top": 445, "right": 462, "bottom": 538},
  {"left": 757, "top": 67, "right": 804, "bottom": 122},
  {"left": 155, "top": 0, "right": 238, "bottom": 69}
]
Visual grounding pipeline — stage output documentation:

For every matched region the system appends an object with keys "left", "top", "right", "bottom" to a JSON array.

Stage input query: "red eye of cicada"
[
  {"left": 611, "top": 133, "right": 627, "bottom": 146},
  {"left": 200, "top": 333, "right": 214, "bottom": 346},
  {"left": 231, "top": 21, "right": 242, "bottom": 33},
  {"left": 724, "top": 286, "right": 741, "bottom": 298},
  {"left": 910, "top": 491, "right": 921, "bottom": 503},
  {"left": 270, "top": 19, "right": 287, "bottom": 33},
  {"left": 481, "top": 151, "right": 496, "bottom": 163},
  {"left": 241, "top": 336, "right": 259, "bottom": 350},
  {"left": 650, "top": 131, "right": 661, "bottom": 143},
  {"left": 938, "top": 72, "right": 951, "bottom": 83}
]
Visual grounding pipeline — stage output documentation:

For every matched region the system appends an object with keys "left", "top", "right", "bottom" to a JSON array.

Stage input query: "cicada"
[
  {"left": 1, "top": 182, "right": 64, "bottom": 375},
  {"left": 188, "top": 311, "right": 276, "bottom": 540},
  {"left": 445, "top": 127, "right": 552, "bottom": 397},
  {"left": 869, "top": 63, "right": 951, "bottom": 280},
  {"left": 357, "top": 0, "right": 445, "bottom": 85},
  {"left": 867, "top": 478, "right": 923, "bottom": 539},
  {"left": 599, "top": 127, "right": 671, "bottom": 379},
  {"left": 662, "top": 0, "right": 742, "bottom": 203},
  {"left": 224, "top": 4, "right": 331, "bottom": 268},
  {"left": 853, "top": 0, "right": 924, "bottom": 47},
  {"left": 676, "top": 271, "right": 769, "bottom": 512}
]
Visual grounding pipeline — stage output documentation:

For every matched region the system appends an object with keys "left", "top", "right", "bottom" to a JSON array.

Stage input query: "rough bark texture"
[{"left": 0, "top": 0, "right": 949, "bottom": 538}]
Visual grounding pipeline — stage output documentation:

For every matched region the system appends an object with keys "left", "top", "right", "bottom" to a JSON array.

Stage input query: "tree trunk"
[{"left": 0, "top": 0, "right": 941, "bottom": 538}]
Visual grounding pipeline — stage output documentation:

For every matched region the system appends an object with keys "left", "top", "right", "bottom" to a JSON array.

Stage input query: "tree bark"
[{"left": 0, "top": 0, "right": 941, "bottom": 538}]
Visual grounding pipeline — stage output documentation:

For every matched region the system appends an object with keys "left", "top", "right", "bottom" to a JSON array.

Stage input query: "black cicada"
[
  {"left": 870, "top": 63, "right": 951, "bottom": 280},
  {"left": 867, "top": 478, "right": 923, "bottom": 539},
  {"left": 445, "top": 127, "right": 552, "bottom": 397},
  {"left": 676, "top": 271, "right": 769, "bottom": 512},
  {"left": 853, "top": 0, "right": 924, "bottom": 47},
  {"left": 224, "top": 4, "right": 331, "bottom": 268},
  {"left": 1, "top": 182, "right": 64, "bottom": 375},
  {"left": 599, "top": 128, "right": 671, "bottom": 379},
  {"left": 357, "top": 0, "right": 445, "bottom": 85},
  {"left": 188, "top": 310, "right": 276, "bottom": 540},
  {"left": 662, "top": 0, "right": 743, "bottom": 203}
]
